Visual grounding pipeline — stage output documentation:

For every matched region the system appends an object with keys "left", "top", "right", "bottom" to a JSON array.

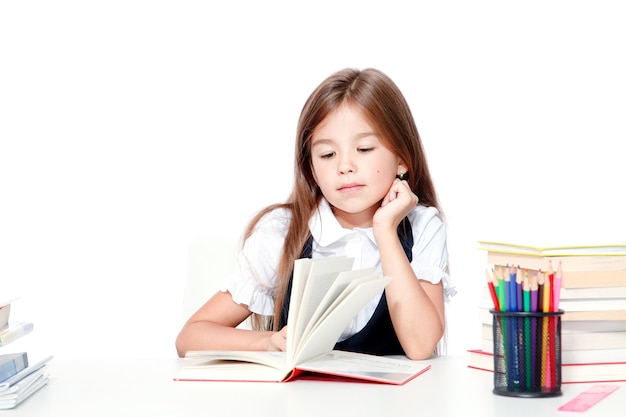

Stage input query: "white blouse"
[{"left": 220, "top": 198, "right": 456, "bottom": 340}]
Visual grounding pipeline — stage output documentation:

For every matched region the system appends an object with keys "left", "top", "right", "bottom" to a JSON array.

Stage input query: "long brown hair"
[{"left": 244, "top": 68, "right": 442, "bottom": 330}]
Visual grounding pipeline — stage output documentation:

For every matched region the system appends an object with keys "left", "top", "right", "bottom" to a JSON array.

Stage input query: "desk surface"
[{"left": 2, "top": 356, "right": 624, "bottom": 417}]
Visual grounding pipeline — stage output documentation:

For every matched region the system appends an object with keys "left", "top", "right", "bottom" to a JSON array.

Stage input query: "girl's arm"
[
  {"left": 373, "top": 179, "right": 445, "bottom": 360},
  {"left": 175, "top": 291, "right": 286, "bottom": 357},
  {"left": 374, "top": 230, "right": 445, "bottom": 359}
]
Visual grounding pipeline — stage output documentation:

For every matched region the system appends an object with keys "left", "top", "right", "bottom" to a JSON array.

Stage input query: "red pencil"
[
  {"left": 553, "top": 261, "right": 562, "bottom": 311},
  {"left": 485, "top": 268, "right": 500, "bottom": 311}
]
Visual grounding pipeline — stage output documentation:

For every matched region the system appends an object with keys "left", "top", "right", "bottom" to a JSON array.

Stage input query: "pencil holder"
[{"left": 490, "top": 310, "right": 563, "bottom": 398}]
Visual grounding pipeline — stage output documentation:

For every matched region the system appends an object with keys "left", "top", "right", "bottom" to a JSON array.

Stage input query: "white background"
[{"left": 1, "top": 1, "right": 625, "bottom": 359}]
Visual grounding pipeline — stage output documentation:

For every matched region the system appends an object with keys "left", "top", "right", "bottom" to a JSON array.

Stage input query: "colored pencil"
[
  {"left": 543, "top": 268, "right": 551, "bottom": 313},
  {"left": 530, "top": 271, "right": 539, "bottom": 387},
  {"left": 510, "top": 315, "right": 521, "bottom": 387},
  {"left": 547, "top": 260, "right": 555, "bottom": 312},
  {"left": 516, "top": 267, "right": 523, "bottom": 312},
  {"left": 545, "top": 261, "right": 557, "bottom": 388},
  {"left": 522, "top": 273, "right": 530, "bottom": 313},
  {"left": 503, "top": 269, "right": 511, "bottom": 313},
  {"left": 495, "top": 265, "right": 506, "bottom": 312},
  {"left": 531, "top": 314, "right": 537, "bottom": 387},
  {"left": 541, "top": 315, "right": 549, "bottom": 386},
  {"left": 485, "top": 268, "right": 500, "bottom": 311},
  {"left": 522, "top": 275, "right": 532, "bottom": 389},
  {"left": 553, "top": 261, "right": 562, "bottom": 311},
  {"left": 537, "top": 270, "right": 545, "bottom": 312},
  {"left": 509, "top": 266, "right": 517, "bottom": 312},
  {"left": 530, "top": 272, "right": 538, "bottom": 313},
  {"left": 494, "top": 267, "right": 514, "bottom": 386}
]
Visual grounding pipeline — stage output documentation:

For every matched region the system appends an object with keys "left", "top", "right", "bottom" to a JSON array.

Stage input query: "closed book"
[
  {"left": 478, "top": 241, "right": 626, "bottom": 286},
  {"left": 480, "top": 295, "right": 626, "bottom": 313},
  {"left": 559, "top": 286, "right": 626, "bottom": 300},
  {"left": 480, "top": 323, "right": 626, "bottom": 351},
  {"left": 479, "top": 337, "right": 626, "bottom": 363},
  {"left": 0, "top": 298, "right": 20, "bottom": 330},
  {"left": 557, "top": 298, "right": 626, "bottom": 312},
  {"left": 483, "top": 253, "right": 626, "bottom": 288},
  {"left": 477, "top": 240, "right": 626, "bottom": 257},
  {"left": 563, "top": 310, "right": 626, "bottom": 321},
  {"left": 0, "top": 366, "right": 49, "bottom": 410},
  {"left": 0, "top": 353, "right": 28, "bottom": 383},
  {"left": 477, "top": 305, "right": 626, "bottom": 325},
  {"left": 484, "top": 252, "right": 626, "bottom": 288},
  {"left": 0, "top": 355, "right": 53, "bottom": 392},
  {"left": 467, "top": 349, "right": 626, "bottom": 383},
  {"left": 0, "top": 305, "right": 10, "bottom": 330},
  {"left": 482, "top": 284, "right": 626, "bottom": 301},
  {"left": 485, "top": 251, "right": 626, "bottom": 270},
  {"left": 0, "top": 322, "right": 34, "bottom": 347}
]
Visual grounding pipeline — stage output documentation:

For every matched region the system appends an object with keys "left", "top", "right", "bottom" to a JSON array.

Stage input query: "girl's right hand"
[
  {"left": 267, "top": 326, "right": 287, "bottom": 351},
  {"left": 374, "top": 178, "right": 419, "bottom": 233}
]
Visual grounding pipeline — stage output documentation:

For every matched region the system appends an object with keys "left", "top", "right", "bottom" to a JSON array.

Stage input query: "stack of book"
[
  {"left": 0, "top": 298, "right": 52, "bottom": 410},
  {"left": 469, "top": 240, "right": 626, "bottom": 383}
]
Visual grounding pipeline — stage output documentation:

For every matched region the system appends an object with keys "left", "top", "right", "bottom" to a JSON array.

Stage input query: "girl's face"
[{"left": 310, "top": 104, "right": 407, "bottom": 229}]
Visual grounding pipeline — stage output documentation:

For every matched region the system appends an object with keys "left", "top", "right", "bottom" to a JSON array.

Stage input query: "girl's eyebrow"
[
  {"left": 310, "top": 138, "right": 333, "bottom": 146},
  {"left": 311, "top": 132, "right": 377, "bottom": 146},
  {"left": 355, "top": 132, "right": 377, "bottom": 140}
]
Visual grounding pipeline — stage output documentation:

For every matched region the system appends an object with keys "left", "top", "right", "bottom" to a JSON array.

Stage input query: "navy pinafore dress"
[{"left": 277, "top": 218, "right": 414, "bottom": 356}]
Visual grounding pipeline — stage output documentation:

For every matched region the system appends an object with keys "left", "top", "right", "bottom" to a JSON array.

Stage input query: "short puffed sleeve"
[
  {"left": 407, "top": 206, "right": 457, "bottom": 302},
  {"left": 218, "top": 208, "right": 291, "bottom": 315}
]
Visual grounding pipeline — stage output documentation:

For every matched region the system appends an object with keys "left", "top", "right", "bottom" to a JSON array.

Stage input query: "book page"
[
  {"left": 176, "top": 355, "right": 290, "bottom": 383},
  {"left": 288, "top": 256, "right": 354, "bottom": 363},
  {"left": 184, "top": 350, "right": 289, "bottom": 372},
  {"left": 297, "top": 267, "right": 376, "bottom": 354},
  {"left": 295, "top": 350, "right": 430, "bottom": 385},
  {"left": 293, "top": 276, "right": 391, "bottom": 364},
  {"left": 285, "top": 258, "right": 312, "bottom": 354},
  {"left": 310, "top": 272, "right": 381, "bottom": 329}
]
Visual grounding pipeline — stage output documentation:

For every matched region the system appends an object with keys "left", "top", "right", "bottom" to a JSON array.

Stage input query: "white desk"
[{"left": 2, "top": 356, "right": 624, "bottom": 416}]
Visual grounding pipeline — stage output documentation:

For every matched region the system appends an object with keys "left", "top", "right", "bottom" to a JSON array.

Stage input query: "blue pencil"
[
  {"left": 509, "top": 266, "right": 517, "bottom": 312},
  {"left": 504, "top": 270, "right": 511, "bottom": 313},
  {"left": 516, "top": 267, "right": 523, "bottom": 312}
]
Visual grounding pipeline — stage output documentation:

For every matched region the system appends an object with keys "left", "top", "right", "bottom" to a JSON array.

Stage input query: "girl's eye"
[
  {"left": 320, "top": 151, "right": 335, "bottom": 159},
  {"left": 358, "top": 147, "right": 374, "bottom": 153}
]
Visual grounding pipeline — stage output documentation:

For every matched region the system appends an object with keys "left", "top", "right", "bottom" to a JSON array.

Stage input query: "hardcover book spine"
[
  {"left": 0, "top": 352, "right": 29, "bottom": 383},
  {"left": 0, "top": 322, "right": 34, "bottom": 347}
]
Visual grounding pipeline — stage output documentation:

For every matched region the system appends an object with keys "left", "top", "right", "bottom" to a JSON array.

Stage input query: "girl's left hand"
[
  {"left": 267, "top": 326, "right": 287, "bottom": 352},
  {"left": 373, "top": 178, "right": 419, "bottom": 231}
]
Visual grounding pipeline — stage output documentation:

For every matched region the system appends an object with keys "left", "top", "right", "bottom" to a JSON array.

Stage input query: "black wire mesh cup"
[{"left": 491, "top": 309, "right": 563, "bottom": 397}]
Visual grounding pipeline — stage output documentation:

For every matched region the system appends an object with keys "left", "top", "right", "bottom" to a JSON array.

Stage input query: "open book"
[{"left": 175, "top": 256, "right": 431, "bottom": 385}]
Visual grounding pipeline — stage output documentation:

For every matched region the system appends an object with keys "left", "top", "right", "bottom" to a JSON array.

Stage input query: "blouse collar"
[{"left": 308, "top": 198, "right": 376, "bottom": 247}]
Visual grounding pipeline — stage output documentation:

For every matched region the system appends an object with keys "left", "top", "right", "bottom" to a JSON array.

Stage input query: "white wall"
[{"left": 1, "top": 1, "right": 625, "bottom": 359}]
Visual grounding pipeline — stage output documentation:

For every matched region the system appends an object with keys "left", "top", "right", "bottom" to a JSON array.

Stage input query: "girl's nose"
[{"left": 338, "top": 156, "right": 355, "bottom": 175}]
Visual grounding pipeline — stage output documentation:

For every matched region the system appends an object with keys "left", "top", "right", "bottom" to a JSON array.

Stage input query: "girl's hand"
[
  {"left": 267, "top": 326, "right": 287, "bottom": 351},
  {"left": 373, "top": 178, "right": 419, "bottom": 232}
]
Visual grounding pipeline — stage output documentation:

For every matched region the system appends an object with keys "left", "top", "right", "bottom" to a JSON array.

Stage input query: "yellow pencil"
[{"left": 542, "top": 268, "right": 551, "bottom": 313}]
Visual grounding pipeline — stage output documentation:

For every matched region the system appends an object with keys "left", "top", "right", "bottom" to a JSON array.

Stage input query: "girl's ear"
[{"left": 397, "top": 161, "right": 409, "bottom": 178}]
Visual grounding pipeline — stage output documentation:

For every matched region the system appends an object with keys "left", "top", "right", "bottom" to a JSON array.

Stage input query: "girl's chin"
[{"left": 329, "top": 205, "right": 378, "bottom": 226}]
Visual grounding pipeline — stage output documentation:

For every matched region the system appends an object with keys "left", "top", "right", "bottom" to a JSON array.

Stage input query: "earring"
[{"left": 397, "top": 170, "right": 407, "bottom": 180}]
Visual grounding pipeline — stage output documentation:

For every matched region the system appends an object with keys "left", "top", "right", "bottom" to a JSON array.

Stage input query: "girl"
[{"left": 176, "top": 68, "right": 455, "bottom": 360}]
